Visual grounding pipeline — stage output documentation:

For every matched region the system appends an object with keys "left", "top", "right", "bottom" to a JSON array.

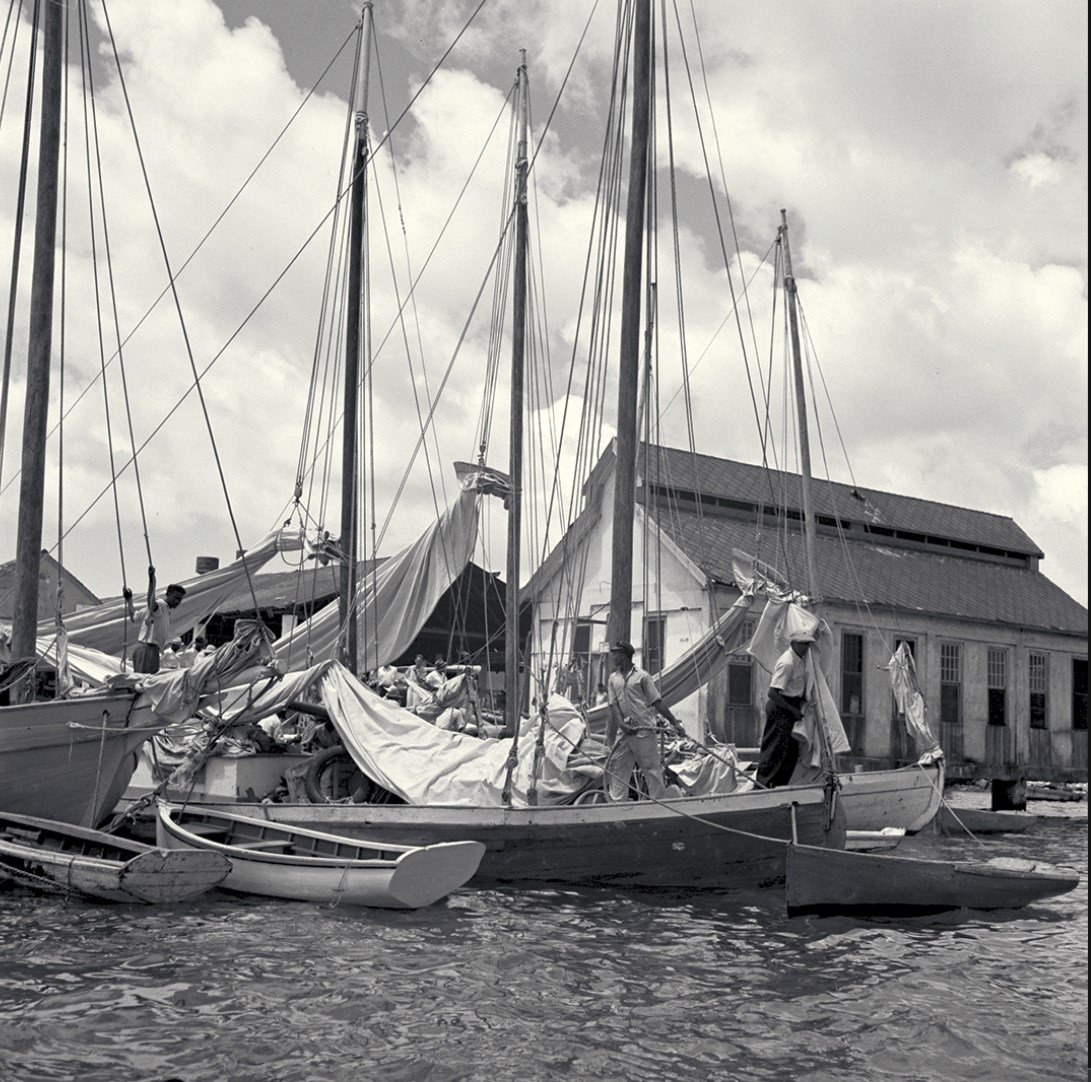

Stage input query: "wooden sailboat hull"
[
  {"left": 224, "top": 783, "right": 845, "bottom": 890},
  {"left": 156, "top": 804, "right": 485, "bottom": 908},
  {"left": 0, "top": 812, "right": 229, "bottom": 903},
  {"left": 838, "top": 761, "right": 944, "bottom": 833},
  {"left": 785, "top": 842, "right": 1079, "bottom": 915},
  {"left": 0, "top": 691, "right": 156, "bottom": 828}
]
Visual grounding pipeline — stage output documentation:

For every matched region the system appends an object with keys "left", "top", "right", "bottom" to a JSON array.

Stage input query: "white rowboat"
[{"left": 156, "top": 802, "right": 485, "bottom": 908}]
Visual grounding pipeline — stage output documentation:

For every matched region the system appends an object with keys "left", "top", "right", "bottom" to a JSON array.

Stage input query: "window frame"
[
  {"left": 1029, "top": 651, "right": 1049, "bottom": 730},
  {"left": 986, "top": 647, "right": 1007, "bottom": 727},
  {"left": 840, "top": 630, "right": 866, "bottom": 720},
  {"left": 939, "top": 641, "right": 963, "bottom": 726}
]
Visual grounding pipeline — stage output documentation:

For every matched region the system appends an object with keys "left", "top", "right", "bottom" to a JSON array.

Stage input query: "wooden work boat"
[
  {"left": 155, "top": 803, "right": 486, "bottom": 908},
  {"left": 837, "top": 760, "right": 945, "bottom": 833},
  {"left": 845, "top": 828, "right": 905, "bottom": 853},
  {"left": 223, "top": 782, "right": 846, "bottom": 891},
  {"left": 0, "top": 811, "right": 230, "bottom": 904},
  {"left": 0, "top": 690, "right": 150, "bottom": 828},
  {"left": 785, "top": 842, "right": 1079, "bottom": 916},
  {"left": 938, "top": 805, "right": 1036, "bottom": 835}
]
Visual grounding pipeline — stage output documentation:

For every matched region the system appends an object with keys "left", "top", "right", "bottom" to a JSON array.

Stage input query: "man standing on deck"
[
  {"left": 756, "top": 628, "right": 814, "bottom": 788},
  {"left": 605, "top": 640, "right": 686, "bottom": 801},
  {"left": 128, "top": 583, "right": 186, "bottom": 675}
]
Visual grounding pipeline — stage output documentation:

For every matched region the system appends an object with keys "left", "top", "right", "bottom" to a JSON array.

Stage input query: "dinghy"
[
  {"left": 0, "top": 812, "right": 230, "bottom": 904},
  {"left": 156, "top": 803, "right": 485, "bottom": 909},
  {"left": 937, "top": 805, "right": 1036, "bottom": 835},
  {"left": 785, "top": 842, "right": 1079, "bottom": 916}
]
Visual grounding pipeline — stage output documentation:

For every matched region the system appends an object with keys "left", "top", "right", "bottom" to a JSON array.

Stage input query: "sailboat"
[
  {"left": 194, "top": 0, "right": 850, "bottom": 890},
  {"left": 0, "top": 2, "right": 294, "bottom": 827}
]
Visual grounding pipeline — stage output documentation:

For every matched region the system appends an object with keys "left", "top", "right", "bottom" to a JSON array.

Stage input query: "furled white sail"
[
  {"left": 41, "top": 528, "right": 301, "bottom": 658},
  {"left": 271, "top": 488, "right": 481, "bottom": 672},
  {"left": 747, "top": 598, "right": 851, "bottom": 769},
  {"left": 581, "top": 592, "right": 756, "bottom": 734}
]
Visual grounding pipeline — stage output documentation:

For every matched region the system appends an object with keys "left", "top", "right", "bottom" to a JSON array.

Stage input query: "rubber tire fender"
[{"left": 301, "top": 745, "right": 373, "bottom": 804}]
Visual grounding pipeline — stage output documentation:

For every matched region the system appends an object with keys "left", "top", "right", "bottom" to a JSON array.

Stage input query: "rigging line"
[
  {"left": 683, "top": 0, "right": 765, "bottom": 374},
  {"left": 285, "top": 89, "right": 515, "bottom": 549},
  {"left": 0, "top": 0, "right": 23, "bottom": 130},
  {"left": 100, "top": 3, "right": 260, "bottom": 610},
  {"left": 377, "top": 207, "right": 517, "bottom": 542},
  {"left": 667, "top": 0, "right": 768, "bottom": 462},
  {"left": 5, "top": 0, "right": 483, "bottom": 501},
  {"left": 75, "top": 1, "right": 128, "bottom": 591},
  {"left": 296, "top": 31, "right": 358, "bottom": 496},
  {"left": 0, "top": 0, "right": 32, "bottom": 495},
  {"left": 799, "top": 305, "right": 859, "bottom": 489},
  {"left": 654, "top": 239, "right": 776, "bottom": 419},
  {"left": 55, "top": 21, "right": 360, "bottom": 485},
  {"left": 80, "top": 0, "right": 153, "bottom": 566}
]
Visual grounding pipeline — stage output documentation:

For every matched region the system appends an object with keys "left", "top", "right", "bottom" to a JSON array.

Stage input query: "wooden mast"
[
  {"left": 11, "top": 0, "right": 63, "bottom": 675},
  {"left": 503, "top": 51, "right": 530, "bottom": 737},
  {"left": 781, "top": 209, "right": 839, "bottom": 785},
  {"left": 780, "top": 209, "right": 820, "bottom": 601},
  {"left": 608, "top": 0, "right": 652, "bottom": 645},
  {"left": 338, "top": 2, "right": 374, "bottom": 675}
]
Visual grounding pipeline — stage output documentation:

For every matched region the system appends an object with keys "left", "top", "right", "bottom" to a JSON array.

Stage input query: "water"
[{"left": 0, "top": 802, "right": 1085, "bottom": 1082}]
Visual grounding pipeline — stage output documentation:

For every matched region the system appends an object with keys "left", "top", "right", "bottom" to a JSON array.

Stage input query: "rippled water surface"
[{"left": 0, "top": 801, "right": 1085, "bottom": 1082}]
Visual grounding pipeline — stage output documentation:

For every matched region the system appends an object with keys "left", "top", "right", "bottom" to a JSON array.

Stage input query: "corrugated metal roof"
[
  {"left": 657, "top": 509, "right": 1087, "bottom": 635},
  {"left": 640, "top": 445, "right": 1043, "bottom": 557}
]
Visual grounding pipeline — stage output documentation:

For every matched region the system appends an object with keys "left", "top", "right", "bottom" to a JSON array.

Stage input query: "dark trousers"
[
  {"left": 132, "top": 642, "right": 161, "bottom": 674},
  {"left": 756, "top": 696, "right": 803, "bottom": 788}
]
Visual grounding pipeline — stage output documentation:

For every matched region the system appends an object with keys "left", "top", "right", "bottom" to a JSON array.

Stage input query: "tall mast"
[
  {"left": 503, "top": 51, "right": 530, "bottom": 737},
  {"left": 11, "top": 0, "right": 63, "bottom": 672},
  {"left": 780, "top": 209, "right": 820, "bottom": 601},
  {"left": 338, "top": 2, "right": 374, "bottom": 674},
  {"left": 608, "top": 0, "right": 652, "bottom": 644}
]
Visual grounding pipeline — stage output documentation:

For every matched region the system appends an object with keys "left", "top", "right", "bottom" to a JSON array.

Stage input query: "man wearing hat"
[
  {"left": 605, "top": 640, "right": 687, "bottom": 802},
  {"left": 756, "top": 627, "right": 815, "bottom": 787}
]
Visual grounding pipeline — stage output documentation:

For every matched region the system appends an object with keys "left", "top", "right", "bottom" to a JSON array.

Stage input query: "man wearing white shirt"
[{"left": 756, "top": 628, "right": 814, "bottom": 788}]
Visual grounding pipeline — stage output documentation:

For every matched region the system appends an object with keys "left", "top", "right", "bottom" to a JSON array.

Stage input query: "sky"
[{"left": 0, "top": 0, "right": 1086, "bottom": 610}]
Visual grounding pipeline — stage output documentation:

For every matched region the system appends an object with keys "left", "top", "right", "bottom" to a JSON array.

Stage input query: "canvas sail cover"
[
  {"left": 747, "top": 598, "right": 851, "bottom": 771},
  {"left": 271, "top": 487, "right": 481, "bottom": 672},
  {"left": 39, "top": 527, "right": 301, "bottom": 657},
  {"left": 317, "top": 662, "right": 597, "bottom": 807}
]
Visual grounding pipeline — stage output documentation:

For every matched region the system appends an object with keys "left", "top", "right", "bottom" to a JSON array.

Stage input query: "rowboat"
[
  {"left": 785, "top": 842, "right": 1079, "bottom": 916},
  {"left": 155, "top": 803, "right": 486, "bottom": 908},
  {"left": 0, "top": 811, "right": 230, "bottom": 904},
  {"left": 937, "top": 805, "right": 1036, "bottom": 835}
]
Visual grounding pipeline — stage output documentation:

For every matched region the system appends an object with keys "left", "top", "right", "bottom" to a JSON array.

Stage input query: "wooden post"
[
  {"left": 11, "top": 0, "right": 63, "bottom": 677},
  {"left": 608, "top": 0, "right": 652, "bottom": 645}
]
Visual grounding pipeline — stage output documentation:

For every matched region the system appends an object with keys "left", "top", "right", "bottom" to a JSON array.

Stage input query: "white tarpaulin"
[
  {"left": 318, "top": 663, "right": 598, "bottom": 807},
  {"left": 272, "top": 489, "right": 480, "bottom": 672},
  {"left": 748, "top": 598, "right": 850, "bottom": 771},
  {"left": 44, "top": 528, "right": 300, "bottom": 658}
]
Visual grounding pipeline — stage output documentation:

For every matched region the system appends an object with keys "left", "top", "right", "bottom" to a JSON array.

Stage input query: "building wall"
[{"left": 529, "top": 474, "right": 710, "bottom": 733}]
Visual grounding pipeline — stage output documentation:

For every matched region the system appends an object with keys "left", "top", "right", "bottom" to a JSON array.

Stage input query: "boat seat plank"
[
  {"left": 233, "top": 839, "right": 291, "bottom": 851},
  {"left": 183, "top": 822, "right": 230, "bottom": 838}
]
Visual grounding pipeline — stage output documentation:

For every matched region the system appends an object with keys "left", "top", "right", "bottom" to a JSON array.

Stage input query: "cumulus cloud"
[{"left": 0, "top": 0, "right": 1085, "bottom": 612}]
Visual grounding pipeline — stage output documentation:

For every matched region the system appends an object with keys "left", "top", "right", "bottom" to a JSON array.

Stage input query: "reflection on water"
[{"left": 0, "top": 810, "right": 1085, "bottom": 1082}]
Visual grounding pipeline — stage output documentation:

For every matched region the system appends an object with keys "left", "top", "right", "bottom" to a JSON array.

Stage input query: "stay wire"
[
  {"left": 79, "top": 0, "right": 153, "bottom": 568},
  {"left": 100, "top": 0, "right": 258, "bottom": 609}
]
